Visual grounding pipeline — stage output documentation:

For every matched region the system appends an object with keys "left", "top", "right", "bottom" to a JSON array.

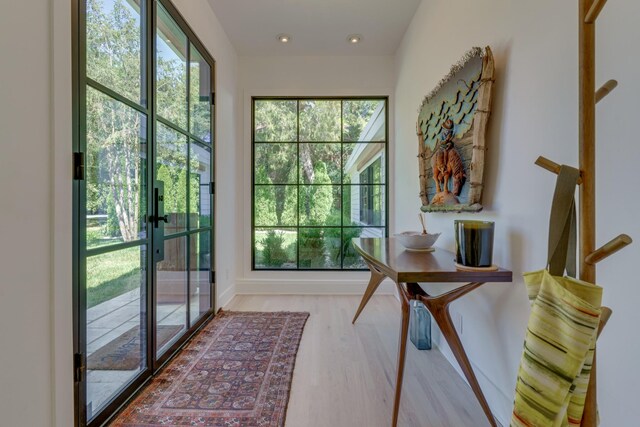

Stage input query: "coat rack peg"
[
  {"left": 597, "top": 307, "right": 612, "bottom": 339},
  {"left": 585, "top": 234, "right": 632, "bottom": 265},
  {"left": 535, "top": 156, "right": 583, "bottom": 184},
  {"left": 585, "top": 0, "right": 608, "bottom": 23},
  {"left": 595, "top": 80, "right": 618, "bottom": 103}
]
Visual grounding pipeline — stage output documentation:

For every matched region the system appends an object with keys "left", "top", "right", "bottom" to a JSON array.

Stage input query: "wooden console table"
[{"left": 351, "top": 237, "right": 512, "bottom": 427}]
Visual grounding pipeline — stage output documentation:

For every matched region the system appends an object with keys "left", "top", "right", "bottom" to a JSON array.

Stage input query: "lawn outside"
[{"left": 87, "top": 225, "right": 142, "bottom": 308}]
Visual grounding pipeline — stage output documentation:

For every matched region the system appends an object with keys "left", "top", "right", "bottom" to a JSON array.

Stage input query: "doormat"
[
  {"left": 110, "top": 310, "right": 309, "bottom": 427},
  {"left": 88, "top": 325, "right": 183, "bottom": 371}
]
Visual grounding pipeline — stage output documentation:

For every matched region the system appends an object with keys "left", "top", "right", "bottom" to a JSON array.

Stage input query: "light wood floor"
[{"left": 225, "top": 295, "right": 490, "bottom": 427}]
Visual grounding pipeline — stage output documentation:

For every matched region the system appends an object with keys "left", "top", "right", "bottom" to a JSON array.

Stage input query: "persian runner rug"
[{"left": 111, "top": 311, "right": 309, "bottom": 427}]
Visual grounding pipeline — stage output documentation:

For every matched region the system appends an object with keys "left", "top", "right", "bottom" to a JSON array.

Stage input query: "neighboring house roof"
[{"left": 344, "top": 102, "right": 386, "bottom": 175}]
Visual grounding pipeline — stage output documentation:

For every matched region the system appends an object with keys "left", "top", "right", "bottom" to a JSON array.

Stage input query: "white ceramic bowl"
[{"left": 394, "top": 231, "right": 441, "bottom": 251}]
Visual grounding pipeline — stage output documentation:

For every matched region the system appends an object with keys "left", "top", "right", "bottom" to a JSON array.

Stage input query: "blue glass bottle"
[{"left": 409, "top": 300, "right": 432, "bottom": 350}]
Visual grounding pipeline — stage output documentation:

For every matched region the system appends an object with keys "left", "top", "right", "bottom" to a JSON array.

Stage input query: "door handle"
[
  {"left": 153, "top": 182, "right": 166, "bottom": 261},
  {"left": 150, "top": 214, "right": 169, "bottom": 226},
  {"left": 152, "top": 184, "right": 167, "bottom": 229}
]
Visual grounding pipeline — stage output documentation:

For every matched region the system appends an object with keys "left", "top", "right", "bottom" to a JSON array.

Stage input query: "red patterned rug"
[{"left": 111, "top": 310, "right": 309, "bottom": 427}]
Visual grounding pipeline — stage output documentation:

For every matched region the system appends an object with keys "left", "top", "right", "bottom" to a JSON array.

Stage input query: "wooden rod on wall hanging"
[
  {"left": 535, "top": 156, "right": 583, "bottom": 184},
  {"left": 585, "top": 234, "right": 632, "bottom": 265},
  {"left": 597, "top": 307, "right": 612, "bottom": 338},
  {"left": 585, "top": 0, "right": 608, "bottom": 23},
  {"left": 595, "top": 79, "right": 618, "bottom": 103},
  {"left": 579, "top": 0, "right": 598, "bottom": 424}
]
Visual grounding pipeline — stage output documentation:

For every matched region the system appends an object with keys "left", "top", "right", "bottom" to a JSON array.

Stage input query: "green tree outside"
[{"left": 85, "top": 0, "right": 383, "bottom": 271}]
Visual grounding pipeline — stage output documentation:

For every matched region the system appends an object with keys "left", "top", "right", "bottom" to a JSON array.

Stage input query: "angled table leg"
[
  {"left": 391, "top": 282, "right": 411, "bottom": 427},
  {"left": 352, "top": 261, "right": 387, "bottom": 324},
  {"left": 418, "top": 282, "right": 497, "bottom": 427}
]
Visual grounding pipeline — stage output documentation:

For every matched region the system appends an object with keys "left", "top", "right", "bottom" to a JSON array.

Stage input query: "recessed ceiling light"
[
  {"left": 277, "top": 34, "right": 292, "bottom": 43},
  {"left": 347, "top": 34, "right": 362, "bottom": 44}
]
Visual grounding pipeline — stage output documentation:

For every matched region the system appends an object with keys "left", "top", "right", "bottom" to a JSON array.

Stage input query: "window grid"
[{"left": 252, "top": 97, "right": 388, "bottom": 271}]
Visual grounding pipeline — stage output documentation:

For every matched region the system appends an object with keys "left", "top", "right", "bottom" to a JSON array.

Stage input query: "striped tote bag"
[{"left": 511, "top": 166, "right": 603, "bottom": 427}]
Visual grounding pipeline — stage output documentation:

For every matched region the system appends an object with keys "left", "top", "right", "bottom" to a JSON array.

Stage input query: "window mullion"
[
  {"left": 296, "top": 100, "right": 300, "bottom": 270},
  {"left": 340, "top": 100, "right": 344, "bottom": 269}
]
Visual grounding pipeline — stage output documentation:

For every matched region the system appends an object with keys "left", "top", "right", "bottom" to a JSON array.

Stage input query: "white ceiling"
[{"left": 207, "top": 0, "right": 422, "bottom": 56}]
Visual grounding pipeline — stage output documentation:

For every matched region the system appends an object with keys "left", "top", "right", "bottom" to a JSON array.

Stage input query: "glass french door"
[{"left": 73, "top": 0, "right": 215, "bottom": 425}]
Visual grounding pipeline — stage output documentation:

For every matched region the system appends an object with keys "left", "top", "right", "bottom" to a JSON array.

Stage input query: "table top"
[{"left": 353, "top": 237, "right": 512, "bottom": 283}]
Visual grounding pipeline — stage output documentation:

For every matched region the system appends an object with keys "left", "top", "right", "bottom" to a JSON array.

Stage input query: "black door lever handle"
[
  {"left": 153, "top": 182, "right": 167, "bottom": 259},
  {"left": 150, "top": 214, "right": 169, "bottom": 226}
]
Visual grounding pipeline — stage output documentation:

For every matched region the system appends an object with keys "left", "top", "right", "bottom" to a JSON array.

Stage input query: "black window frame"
[
  {"left": 359, "top": 157, "right": 382, "bottom": 226},
  {"left": 251, "top": 96, "right": 389, "bottom": 271}
]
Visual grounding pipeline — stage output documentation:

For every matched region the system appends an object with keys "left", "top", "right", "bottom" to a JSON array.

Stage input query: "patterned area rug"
[{"left": 111, "top": 310, "right": 309, "bottom": 427}]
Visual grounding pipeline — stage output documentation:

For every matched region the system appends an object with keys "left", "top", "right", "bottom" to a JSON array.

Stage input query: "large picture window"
[{"left": 252, "top": 97, "right": 388, "bottom": 270}]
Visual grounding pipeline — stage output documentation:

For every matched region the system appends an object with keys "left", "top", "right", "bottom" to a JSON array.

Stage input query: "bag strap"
[{"left": 547, "top": 165, "right": 580, "bottom": 277}]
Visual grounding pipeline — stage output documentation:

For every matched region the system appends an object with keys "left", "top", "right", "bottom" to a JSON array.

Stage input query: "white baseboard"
[
  {"left": 235, "top": 278, "right": 396, "bottom": 295},
  {"left": 216, "top": 284, "right": 236, "bottom": 309}
]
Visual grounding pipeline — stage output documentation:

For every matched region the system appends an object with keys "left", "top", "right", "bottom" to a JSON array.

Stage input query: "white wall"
[
  {"left": 0, "top": 0, "right": 239, "bottom": 425},
  {"left": 394, "top": 0, "right": 640, "bottom": 425},
  {"left": 236, "top": 55, "right": 398, "bottom": 294},
  {"left": 0, "top": 0, "right": 54, "bottom": 425}
]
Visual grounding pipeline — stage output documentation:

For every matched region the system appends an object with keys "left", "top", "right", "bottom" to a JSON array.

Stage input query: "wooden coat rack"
[{"left": 535, "top": 1, "right": 632, "bottom": 425}]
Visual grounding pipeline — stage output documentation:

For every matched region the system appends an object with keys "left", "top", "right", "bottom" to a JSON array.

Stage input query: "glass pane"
[
  {"left": 156, "top": 236, "right": 188, "bottom": 356},
  {"left": 343, "top": 143, "right": 386, "bottom": 184},
  {"left": 189, "top": 44, "right": 211, "bottom": 142},
  {"left": 190, "top": 232, "right": 211, "bottom": 326},
  {"left": 254, "top": 185, "right": 297, "bottom": 227},
  {"left": 254, "top": 228, "right": 297, "bottom": 269},
  {"left": 189, "top": 141, "right": 211, "bottom": 229},
  {"left": 86, "top": 87, "right": 147, "bottom": 250},
  {"left": 254, "top": 100, "right": 297, "bottom": 142},
  {"left": 299, "top": 228, "right": 341, "bottom": 269},
  {"left": 343, "top": 185, "right": 386, "bottom": 226},
  {"left": 299, "top": 185, "right": 341, "bottom": 226},
  {"left": 156, "top": 4, "right": 187, "bottom": 129},
  {"left": 299, "top": 143, "right": 341, "bottom": 184},
  {"left": 86, "top": 0, "right": 144, "bottom": 105},
  {"left": 299, "top": 100, "right": 341, "bottom": 142},
  {"left": 343, "top": 228, "right": 385, "bottom": 269},
  {"left": 85, "top": 245, "right": 147, "bottom": 418},
  {"left": 254, "top": 143, "right": 297, "bottom": 184},
  {"left": 157, "top": 122, "right": 188, "bottom": 233},
  {"left": 343, "top": 99, "right": 386, "bottom": 142}
]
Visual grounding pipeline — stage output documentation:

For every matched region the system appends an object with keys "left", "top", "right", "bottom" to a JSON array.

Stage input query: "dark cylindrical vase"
[{"left": 455, "top": 220, "right": 495, "bottom": 267}]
